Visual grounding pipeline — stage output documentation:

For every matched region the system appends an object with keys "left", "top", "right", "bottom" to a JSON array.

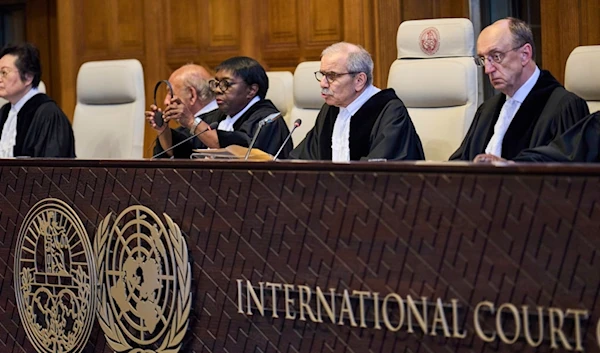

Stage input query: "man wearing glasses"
[
  {"left": 161, "top": 56, "right": 292, "bottom": 159},
  {"left": 290, "top": 42, "right": 424, "bottom": 161},
  {"left": 450, "top": 17, "right": 589, "bottom": 161},
  {"left": 0, "top": 43, "right": 75, "bottom": 158},
  {"left": 146, "top": 64, "right": 222, "bottom": 158}
]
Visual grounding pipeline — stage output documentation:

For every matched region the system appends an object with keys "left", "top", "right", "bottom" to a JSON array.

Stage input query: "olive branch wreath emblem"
[{"left": 94, "top": 206, "right": 191, "bottom": 353}]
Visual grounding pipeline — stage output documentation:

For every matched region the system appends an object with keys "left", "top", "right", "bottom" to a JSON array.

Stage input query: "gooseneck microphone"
[
  {"left": 244, "top": 113, "right": 282, "bottom": 160},
  {"left": 151, "top": 121, "right": 218, "bottom": 159},
  {"left": 152, "top": 80, "right": 174, "bottom": 128},
  {"left": 273, "top": 119, "right": 302, "bottom": 160}
]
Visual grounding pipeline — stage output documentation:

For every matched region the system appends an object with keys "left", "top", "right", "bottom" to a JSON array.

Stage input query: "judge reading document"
[
  {"left": 147, "top": 64, "right": 223, "bottom": 158},
  {"left": 156, "top": 56, "right": 293, "bottom": 159},
  {"left": 0, "top": 43, "right": 75, "bottom": 158},
  {"left": 289, "top": 42, "right": 424, "bottom": 161},
  {"left": 450, "top": 17, "right": 589, "bottom": 162}
]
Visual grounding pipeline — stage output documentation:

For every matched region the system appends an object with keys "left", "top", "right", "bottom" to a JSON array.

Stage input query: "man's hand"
[
  {"left": 145, "top": 104, "right": 167, "bottom": 133},
  {"left": 474, "top": 153, "right": 512, "bottom": 163},
  {"left": 164, "top": 96, "right": 194, "bottom": 129}
]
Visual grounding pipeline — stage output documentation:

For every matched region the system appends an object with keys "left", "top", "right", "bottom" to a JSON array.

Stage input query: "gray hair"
[
  {"left": 321, "top": 42, "right": 374, "bottom": 86},
  {"left": 182, "top": 64, "right": 215, "bottom": 102},
  {"left": 507, "top": 17, "right": 536, "bottom": 61}
]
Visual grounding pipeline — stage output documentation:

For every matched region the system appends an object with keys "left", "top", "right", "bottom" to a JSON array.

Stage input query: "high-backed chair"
[
  {"left": 388, "top": 18, "right": 478, "bottom": 161},
  {"left": 565, "top": 45, "right": 600, "bottom": 113},
  {"left": 73, "top": 59, "right": 145, "bottom": 159},
  {"left": 0, "top": 80, "right": 47, "bottom": 107},
  {"left": 289, "top": 61, "right": 322, "bottom": 147},
  {"left": 266, "top": 71, "right": 294, "bottom": 124}
]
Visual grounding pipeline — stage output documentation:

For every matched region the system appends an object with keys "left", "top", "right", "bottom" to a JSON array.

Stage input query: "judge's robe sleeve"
[
  {"left": 363, "top": 101, "right": 425, "bottom": 161},
  {"left": 551, "top": 93, "right": 590, "bottom": 137},
  {"left": 514, "top": 111, "right": 600, "bottom": 162},
  {"left": 288, "top": 107, "right": 327, "bottom": 160},
  {"left": 153, "top": 127, "right": 201, "bottom": 159},
  {"left": 22, "top": 103, "right": 75, "bottom": 158}
]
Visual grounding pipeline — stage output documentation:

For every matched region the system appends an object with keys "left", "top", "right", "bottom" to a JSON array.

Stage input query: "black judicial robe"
[
  {"left": 289, "top": 88, "right": 425, "bottom": 161},
  {"left": 513, "top": 111, "right": 600, "bottom": 162},
  {"left": 153, "top": 100, "right": 293, "bottom": 158},
  {"left": 449, "top": 70, "right": 590, "bottom": 161},
  {"left": 153, "top": 108, "right": 224, "bottom": 158},
  {"left": 216, "top": 99, "right": 293, "bottom": 158},
  {"left": 0, "top": 93, "right": 75, "bottom": 158}
]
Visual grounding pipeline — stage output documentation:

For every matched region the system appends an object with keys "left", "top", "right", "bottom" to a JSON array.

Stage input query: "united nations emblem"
[
  {"left": 95, "top": 205, "right": 191, "bottom": 352},
  {"left": 14, "top": 198, "right": 97, "bottom": 353}
]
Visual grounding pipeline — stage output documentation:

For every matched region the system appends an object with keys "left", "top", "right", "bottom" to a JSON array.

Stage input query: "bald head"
[{"left": 167, "top": 64, "right": 215, "bottom": 110}]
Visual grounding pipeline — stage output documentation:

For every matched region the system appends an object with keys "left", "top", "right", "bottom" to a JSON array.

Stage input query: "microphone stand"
[
  {"left": 151, "top": 124, "right": 214, "bottom": 159},
  {"left": 244, "top": 120, "right": 266, "bottom": 161},
  {"left": 272, "top": 123, "right": 300, "bottom": 160}
]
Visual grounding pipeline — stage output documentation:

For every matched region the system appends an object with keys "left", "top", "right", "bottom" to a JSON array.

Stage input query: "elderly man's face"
[
  {"left": 0, "top": 54, "right": 32, "bottom": 104},
  {"left": 477, "top": 24, "right": 528, "bottom": 97},
  {"left": 318, "top": 53, "right": 363, "bottom": 108},
  {"left": 212, "top": 69, "right": 255, "bottom": 116},
  {"left": 164, "top": 73, "right": 192, "bottom": 108}
]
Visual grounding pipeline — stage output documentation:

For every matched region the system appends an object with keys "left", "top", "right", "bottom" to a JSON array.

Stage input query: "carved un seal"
[
  {"left": 95, "top": 205, "right": 191, "bottom": 352},
  {"left": 419, "top": 27, "right": 441, "bottom": 55},
  {"left": 14, "top": 198, "right": 97, "bottom": 353}
]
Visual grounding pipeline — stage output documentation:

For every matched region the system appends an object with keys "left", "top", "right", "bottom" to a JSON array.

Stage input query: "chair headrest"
[
  {"left": 397, "top": 18, "right": 474, "bottom": 58},
  {"left": 266, "top": 71, "right": 294, "bottom": 115},
  {"left": 565, "top": 45, "right": 600, "bottom": 101},
  {"left": 77, "top": 59, "right": 144, "bottom": 105},
  {"left": 293, "top": 61, "right": 323, "bottom": 109}
]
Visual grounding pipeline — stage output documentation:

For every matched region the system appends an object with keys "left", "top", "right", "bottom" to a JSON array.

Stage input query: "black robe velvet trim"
[{"left": 0, "top": 93, "right": 75, "bottom": 157}]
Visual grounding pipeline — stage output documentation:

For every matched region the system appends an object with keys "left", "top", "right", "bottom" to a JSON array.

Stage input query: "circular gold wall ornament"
[
  {"left": 95, "top": 205, "right": 191, "bottom": 353},
  {"left": 14, "top": 198, "right": 97, "bottom": 353}
]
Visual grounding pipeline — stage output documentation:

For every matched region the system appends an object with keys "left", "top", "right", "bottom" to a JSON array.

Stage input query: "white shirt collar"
[
  {"left": 341, "top": 85, "right": 381, "bottom": 116},
  {"left": 218, "top": 96, "right": 260, "bottom": 131},
  {"left": 194, "top": 99, "right": 219, "bottom": 117},
  {"left": 331, "top": 85, "right": 381, "bottom": 162},
  {"left": 11, "top": 87, "right": 40, "bottom": 113},
  {"left": 510, "top": 66, "right": 540, "bottom": 103}
]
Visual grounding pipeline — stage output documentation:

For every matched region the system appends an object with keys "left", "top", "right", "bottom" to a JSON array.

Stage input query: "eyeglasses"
[
  {"left": 474, "top": 43, "right": 527, "bottom": 66},
  {"left": 209, "top": 79, "right": 239, "bottom": 92},
  {"left": 0, "top": 68, "right": 17, "bottom": 79},
  {"left": 314, "top": 71, "right": 359, "bottom": 83}
]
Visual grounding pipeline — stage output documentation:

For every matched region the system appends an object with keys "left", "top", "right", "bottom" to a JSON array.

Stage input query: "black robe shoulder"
[
  {"left": 0, "top": 93, "right": 75, "bottom": 158},
  {"left": 513, "top": 111, "right": 600, "bottom": 162},
  {"left": 289, "top": 88, "right": 424, "bottom": 161},
  {"left": 449, "top": 70, "right": 590, "bottom": 161}
]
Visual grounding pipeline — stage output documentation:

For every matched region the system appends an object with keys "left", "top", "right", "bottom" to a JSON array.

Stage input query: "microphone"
[
  {"left": 152, "top": 80, "right": 174, "bottom": 128},
  {"left": 152, "top": 121, "right": 218, "bottom": 159},
  {"left": 244, "top": 112, "right": 282, "bottom": 160},
  {"left": 273, "top": 119, "right": 301, "bottom": 160},
  {"left": 259, "top": 112, "right": 282, "bottom": 126}
]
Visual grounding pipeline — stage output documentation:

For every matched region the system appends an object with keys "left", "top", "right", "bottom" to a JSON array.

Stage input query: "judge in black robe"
[
  {"left": 290, "top": 88, "right": 425, "bottom": 161},
  {"left": 512, "top": 111, "right": 600, "bottom": 162},
  {"left": 152, "top": 108, "right": 223, "bottom": 158},
  {"left": 183, "top": 56, "right": 293, "bottom": 159},
  {"left": 449, "top": 70, "right": 589, "bottom": 161},
  {"left": 0, "top": 93, "right": 75, "bottom": 158}
]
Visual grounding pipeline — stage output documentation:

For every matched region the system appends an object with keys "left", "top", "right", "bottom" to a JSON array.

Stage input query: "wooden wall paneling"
[
  {"left": 581, "top": 0, "right": 600, "bottom": 45},
  {"left": 143, "top": 1, "right": 166, "bottom": 158},
  {"left": 55, "top": 0, "right": 77, "bottom": 121},
  {"left": 373, "top": 0, "right": 401, "bottom": 90},
  {"left": 116, "top": 0, "right": 145, "bottom": 54},
  {"left": 77, "top": 0, "right": 113, "bottom": 60},
  {"left": 541, "top": 0, "right": 582, "bottom": 84},
  {"left": 25, "top": 0, "right": 54, "bottom": 96},
  {"left": 259, "top": 0, "right": 301, "bottom": 71}
]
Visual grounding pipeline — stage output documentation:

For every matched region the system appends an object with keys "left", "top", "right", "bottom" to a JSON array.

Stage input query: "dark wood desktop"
[{"left": 1, "top": 158, "right": 598, "bottom": 353}]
